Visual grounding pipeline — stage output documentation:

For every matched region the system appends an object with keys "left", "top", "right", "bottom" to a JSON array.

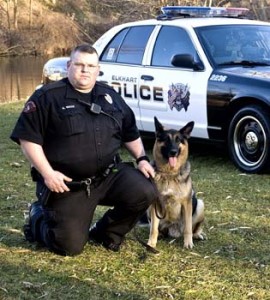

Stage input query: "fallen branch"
[{"left": 0, "top": 45, "right": 21, "bottom": 56}]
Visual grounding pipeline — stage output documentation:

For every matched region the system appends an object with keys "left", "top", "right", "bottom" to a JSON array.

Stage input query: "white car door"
[{"left": 138, "top": 25, "right": 211, "bottom": 139}]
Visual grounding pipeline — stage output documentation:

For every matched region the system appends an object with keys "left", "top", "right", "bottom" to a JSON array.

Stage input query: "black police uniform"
[{"left": 10, "top": 78, "right": 157, "bottom": 255}]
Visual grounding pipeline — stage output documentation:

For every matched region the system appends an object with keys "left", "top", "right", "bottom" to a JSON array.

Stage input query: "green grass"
[{"left": 0, "top": 101, "right": 269, "bottom": 300}]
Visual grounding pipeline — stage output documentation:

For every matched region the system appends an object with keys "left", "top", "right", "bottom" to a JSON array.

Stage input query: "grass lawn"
[{"left": 0, "top": 101, "right": 269, "bottom": 300}]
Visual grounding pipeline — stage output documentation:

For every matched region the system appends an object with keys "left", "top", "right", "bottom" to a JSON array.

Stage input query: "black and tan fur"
[{"left": 147, "top": 117, "right": 205, "bottom": 249}]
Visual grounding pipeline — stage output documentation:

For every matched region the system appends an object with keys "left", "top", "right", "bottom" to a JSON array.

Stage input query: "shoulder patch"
[{"left": 23, "top": 101, "right": 36, "bottom": 113}]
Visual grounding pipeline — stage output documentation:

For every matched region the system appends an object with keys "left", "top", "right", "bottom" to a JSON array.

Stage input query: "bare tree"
[
  {"left": 29, "top": 0, "right": 32, "bottom": 27},
  {"left": 257, "top": 0, "right": 267, "bottom": 21},
  {"left": 4, "top": 0, "right": 11, "bottom": 30},
  {"left": 1, "top": 0, "right": 19, "bottom": 30},
  {"left": 13, "top": 0, "right": 18, "bottom": 29}
]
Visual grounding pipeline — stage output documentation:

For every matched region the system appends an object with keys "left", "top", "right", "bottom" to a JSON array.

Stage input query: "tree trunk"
[
  {"left": 13, "top": 0, "right": 18, "bottom": 29},
  {"left": 29, "top": 0, "right": 32, "bottom": 27},
  {"left": 5, "top": 0, "right": 11, "bottom": 30},
  {"left": 259, "top": 0, "right": 267, "bottom": 21}
]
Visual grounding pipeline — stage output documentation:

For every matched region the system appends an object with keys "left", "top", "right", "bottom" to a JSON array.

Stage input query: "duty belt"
[
  {"left": 66, "top": 162, "right": 117, "bottom": 198},
  {"left": 31, "top": 155, "right": 120, "bottom": 198},
  {"left": 66, "top": 178, "right": 94, "bottom": 197}
]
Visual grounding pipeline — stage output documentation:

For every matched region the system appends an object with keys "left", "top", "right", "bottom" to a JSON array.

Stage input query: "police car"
[
  {"left": 91, "top": 6, "right": 270, "bottom": 174},
  {"left": 40, "top": 56, "right": 69, "bottom": 86}
]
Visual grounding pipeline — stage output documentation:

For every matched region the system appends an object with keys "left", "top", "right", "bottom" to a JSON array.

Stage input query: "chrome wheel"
[
  {"left": 228, "top": 106, "right": 270, "bottom": 173},
  {"left": 233, "top": 116, "right": 266, "bottom": 167}
]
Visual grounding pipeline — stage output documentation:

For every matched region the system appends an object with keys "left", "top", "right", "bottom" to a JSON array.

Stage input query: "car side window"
[
  {"left": 152, "top": 26, "right": 196, "bottom": 67},
  {"left": 117, "top": 26, "right": 154, "bottom": 64},
  {"left": 100, "top": 28, "right": 129, "bottom": 62},
  {"left": 100, "top": 26, "right": 154, "bottom": 65}
]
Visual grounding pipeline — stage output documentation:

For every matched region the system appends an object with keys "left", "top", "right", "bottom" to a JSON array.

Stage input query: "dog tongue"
[{"left": 169, "top": 157, "right": 177, "bottom": 168}]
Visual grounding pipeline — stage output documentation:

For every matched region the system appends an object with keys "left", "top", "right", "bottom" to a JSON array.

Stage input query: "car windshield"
[{"left": 196, "top": 25, "right": 270, "bottom": 66}]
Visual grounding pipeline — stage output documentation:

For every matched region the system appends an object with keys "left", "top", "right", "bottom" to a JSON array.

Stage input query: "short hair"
[{"left": 70, "top": 44, "right": 98, "bottom": 60}]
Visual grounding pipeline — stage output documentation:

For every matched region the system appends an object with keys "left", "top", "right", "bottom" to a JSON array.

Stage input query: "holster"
[
  {"left": 36, "top": 181, "right": 51, "bottom": 206},
  {"left": 31, "top": 168, "right": 51, "bottom": 206}
]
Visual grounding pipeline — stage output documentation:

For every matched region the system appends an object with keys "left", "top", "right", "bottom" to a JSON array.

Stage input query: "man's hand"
[
  {"left": 43, "top": 170, "right": 72, "bottom": 193},
  {"left": 19, "top": 140, "right": 72, "bottom": 193},
  {"left": 137, "top": 160, "right": 155, "bottom": 178}
]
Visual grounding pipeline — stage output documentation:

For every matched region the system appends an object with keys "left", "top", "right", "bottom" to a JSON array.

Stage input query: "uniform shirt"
[{"left": 10, "top": 78, "right": 140, "bottom": 179}]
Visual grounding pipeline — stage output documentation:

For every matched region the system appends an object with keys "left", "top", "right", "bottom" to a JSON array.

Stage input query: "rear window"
[{"left": 100, "top": 26, "right": 154, "bottom": 65}]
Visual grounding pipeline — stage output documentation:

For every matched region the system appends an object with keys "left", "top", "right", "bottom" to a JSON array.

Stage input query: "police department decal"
[{"left": 168, "top": 83, "right": 190, "bottom": 112}]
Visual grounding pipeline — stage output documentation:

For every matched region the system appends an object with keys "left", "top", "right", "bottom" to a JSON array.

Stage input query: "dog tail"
[{"left": 192, "top": 191, "right": 198, "bottom": 215}]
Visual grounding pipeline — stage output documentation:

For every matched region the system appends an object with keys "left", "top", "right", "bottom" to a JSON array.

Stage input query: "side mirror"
[{"left": 171, "top": 54, "right": 204, "bottom": 71}]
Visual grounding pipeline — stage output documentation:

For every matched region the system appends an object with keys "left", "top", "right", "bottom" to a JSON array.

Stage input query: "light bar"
[{"left": 160, "top": 6, "right": 250, "bottom": 18}]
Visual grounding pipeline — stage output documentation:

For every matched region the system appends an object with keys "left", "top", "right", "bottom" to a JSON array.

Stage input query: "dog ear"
[
  {"left": 154, "top": 116, "right": 164, "bottom": 134},
  {"left": 180, "top": 121, "right": 194, "bottom": 138}
]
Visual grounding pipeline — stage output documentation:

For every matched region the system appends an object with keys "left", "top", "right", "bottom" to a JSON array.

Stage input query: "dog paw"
[
  {"left": 184, "top": 243, "right": 194, "bottom": 249},
  {"left": 193, "top": 232, "right": 205, "bottom": 240},
  {"left": 183, "top": 240, "right": 194, "bottom": 249},
  {"left": 146, "top": 244, "right": 159, "bottom": 254},
  {"left": 147, "top": 241, "right": 157, "bottom": 249},
  {"left": 194, "top": 228, "right": 207, "bottom": 240}
]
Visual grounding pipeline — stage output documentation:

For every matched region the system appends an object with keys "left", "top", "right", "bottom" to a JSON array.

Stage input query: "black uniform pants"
[{"left": 38, "top": 162, "right": 157, "bottom": 256}]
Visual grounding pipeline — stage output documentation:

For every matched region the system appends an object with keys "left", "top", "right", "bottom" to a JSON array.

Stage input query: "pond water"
[{"left": 0, "top": 56, "right": 49, "bottom": 103}]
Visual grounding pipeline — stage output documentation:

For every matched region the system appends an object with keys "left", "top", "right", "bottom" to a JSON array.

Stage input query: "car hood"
[{"left": 219, "top": 66, "right": 270, "bottom": 81}]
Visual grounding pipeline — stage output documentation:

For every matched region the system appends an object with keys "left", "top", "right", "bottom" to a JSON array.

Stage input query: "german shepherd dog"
[{"left": 147, "top": 117, "right": 205, "bottom": 249}]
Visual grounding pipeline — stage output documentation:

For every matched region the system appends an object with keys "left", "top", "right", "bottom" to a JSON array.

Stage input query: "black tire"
[{"left": 228, "top": 105, "right": 270, "bottom": 173}]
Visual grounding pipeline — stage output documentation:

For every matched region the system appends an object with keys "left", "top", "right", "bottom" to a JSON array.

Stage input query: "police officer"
[{"left": 10, "top": 44, "right": 157, "bottom": 256}]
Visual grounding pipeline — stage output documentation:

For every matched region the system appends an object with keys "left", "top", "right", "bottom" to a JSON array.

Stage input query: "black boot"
[
  {"left": 23, "top": 201, "right": 44, "bottom": 243},
  {"left": 89, "top": 223, "right": 121, "bottom": 252}
]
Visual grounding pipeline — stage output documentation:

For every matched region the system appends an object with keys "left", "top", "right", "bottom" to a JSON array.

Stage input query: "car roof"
[
  {"left": 44, "top": 56, "right": 69, "bottom": 67},
  {"left": 112, "top": 17, "right": 269, "bottom": 30}
]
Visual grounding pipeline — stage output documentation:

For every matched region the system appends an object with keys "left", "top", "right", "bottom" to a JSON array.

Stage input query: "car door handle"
[{"left": 141, "top": 75, "right": 154, "bottom": 81}]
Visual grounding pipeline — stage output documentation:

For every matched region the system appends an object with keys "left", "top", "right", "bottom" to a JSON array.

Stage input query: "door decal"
[{"left": 168, "top": 83, "right": 190, "bottom": 112}]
